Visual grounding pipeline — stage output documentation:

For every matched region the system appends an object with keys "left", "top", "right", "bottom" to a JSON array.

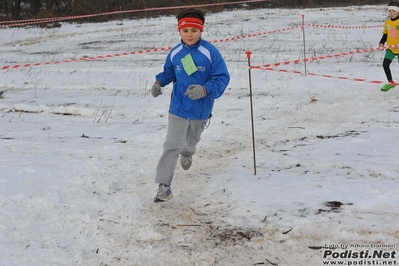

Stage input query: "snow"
[{"left": 1, "top": 4, "right": 399, "bottom": 266}]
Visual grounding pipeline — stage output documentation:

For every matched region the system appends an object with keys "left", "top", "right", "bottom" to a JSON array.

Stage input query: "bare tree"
[
  {"left": 4, "top": 0, "right": 10, "bottom": 18},
  {"left": 31, "top": 0, "right": 42, "bottom": 15},
  {"left": 47, "top": 0, "right": 66, "bottom": 12},
  {"left": 12, "top": 0, "right": 22, "bottom": 19}
]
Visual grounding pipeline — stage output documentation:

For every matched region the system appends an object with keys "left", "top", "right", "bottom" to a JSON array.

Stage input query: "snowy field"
[{"left": 1, "top": 4, "right": 399, "bottom": 266}]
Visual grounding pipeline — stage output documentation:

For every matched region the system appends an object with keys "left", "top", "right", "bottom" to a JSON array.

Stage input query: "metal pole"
[
  {"left": 245, "top": 51, "right": 257, "bottom": 175},
  {"left": 302, "top": 14, "right": 307, "bottom": 73}
]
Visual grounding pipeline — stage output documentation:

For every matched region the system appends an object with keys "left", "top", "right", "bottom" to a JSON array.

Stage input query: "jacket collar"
[{"left": 181, "top": 38, "right": 202, "bottom": 48}]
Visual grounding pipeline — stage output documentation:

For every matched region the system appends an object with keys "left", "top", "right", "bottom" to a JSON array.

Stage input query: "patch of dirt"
[
  {"left": 316, "top": 130, "right": 360, "bottom": 139},
  {"left": 316, "top": 201, "right": 353, "bottom": 214},
  {"left": 209, "top": 225, "right": 263, "bottom": 246}
]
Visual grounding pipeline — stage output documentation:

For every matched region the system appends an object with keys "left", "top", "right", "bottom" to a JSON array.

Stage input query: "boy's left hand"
[{"left": 185, "top": 85, "right": 207, "bottom": 99}]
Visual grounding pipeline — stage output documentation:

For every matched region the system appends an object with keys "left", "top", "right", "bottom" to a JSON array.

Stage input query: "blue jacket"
[{"left": 155, "top": 39, "right": 230, "bottom": 120}]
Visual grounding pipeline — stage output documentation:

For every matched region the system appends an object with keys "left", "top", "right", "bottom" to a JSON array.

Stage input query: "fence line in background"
[
  {"left": 1, "top": 22, "right": 386, "bottom": 71},
  {"left": 0, "top": 0, "right": 268, "bottom": 28}
]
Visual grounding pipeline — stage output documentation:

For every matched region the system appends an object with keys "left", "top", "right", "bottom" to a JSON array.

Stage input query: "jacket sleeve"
[
  {"left": 203, "top": 48, "right": 230, "bottom": 99},
  {"left": 155, "top": 53, "right": 176, "bottom": 87},
  {"left": 380, "top": 34, "right": 387, "bottom": 45}
]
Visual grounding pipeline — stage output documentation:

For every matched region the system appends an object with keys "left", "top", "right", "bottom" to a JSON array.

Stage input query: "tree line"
[{"left": 0, "top": 0, "right": 387, "bottom": 21}]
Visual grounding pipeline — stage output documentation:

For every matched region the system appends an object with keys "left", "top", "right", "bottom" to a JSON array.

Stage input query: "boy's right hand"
[{"left": 151, "top": 81, "right": 162, "bottom": 97}]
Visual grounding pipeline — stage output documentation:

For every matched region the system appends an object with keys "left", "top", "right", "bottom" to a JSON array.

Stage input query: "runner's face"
[
  {"left": 389, "top": 9, "right": 399, "bottom": 18},
  {"left": 179, "top": 27, "right": 202, "bottom": 46}
]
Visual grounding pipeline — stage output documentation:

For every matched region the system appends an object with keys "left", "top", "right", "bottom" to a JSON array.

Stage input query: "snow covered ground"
[{"left": 1, "top": 4, "right": 398, "bottom": 266}]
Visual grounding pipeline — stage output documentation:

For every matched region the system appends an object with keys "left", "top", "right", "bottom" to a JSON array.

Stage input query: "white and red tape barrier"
[
  {"left": 0, "top": 0, "right": 269, "bottom": 28},
  {"left": 1, "top": 23, "right": 386, "bottom": 71},
  {"left": 0, "top": 2, "right": 390, "bottom": 85}
]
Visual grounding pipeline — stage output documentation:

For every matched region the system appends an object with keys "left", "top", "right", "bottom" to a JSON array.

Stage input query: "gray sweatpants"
[{"left": 155, "top": 114, "right": 208, "bottom": 186}]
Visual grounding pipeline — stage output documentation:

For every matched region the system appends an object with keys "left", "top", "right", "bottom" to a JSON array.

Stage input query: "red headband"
[{"left": 177, "top": 18, "right": 204, "bottom": 32}]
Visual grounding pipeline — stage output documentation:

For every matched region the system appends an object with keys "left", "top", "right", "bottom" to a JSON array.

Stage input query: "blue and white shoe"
[
  {"left": 180, "top": 155, "right": 192, "bottom": 170},
  {"left": 154, "top": 184, "right": 173, "bottom": 202}
]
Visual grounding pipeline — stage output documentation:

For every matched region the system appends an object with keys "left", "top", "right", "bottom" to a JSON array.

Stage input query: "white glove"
[
  {"left": 185, "top": 84, "right": 207, "bottom": 100},
  {"left": 151, "top": 82, "right": 162, "bottom": 97}
]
